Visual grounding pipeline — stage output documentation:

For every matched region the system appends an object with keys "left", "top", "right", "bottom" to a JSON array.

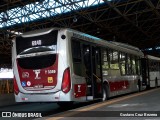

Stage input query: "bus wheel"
[
  {"left": 102, "top": 86, "right": 109, "bottom": 101},
  {"left": 155, "top": 77, "right": 158, "bottom": 88},
  {"left": 57, "top": 102, "right": 74, "bottom": 108},
  {"left": 138, "top": 79, "right": 142, "bottom": 92}
]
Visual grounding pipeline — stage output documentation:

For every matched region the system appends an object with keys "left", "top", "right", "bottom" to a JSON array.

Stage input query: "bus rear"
[{"left": 12, "top": 28, "right": 71, "bottom": 102}]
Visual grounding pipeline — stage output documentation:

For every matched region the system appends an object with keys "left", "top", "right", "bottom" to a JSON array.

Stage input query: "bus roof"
[
  {"left": 146, "top": 55, "right": 160, "bottom": 61},
  {"left": 21, "top": 28, "right": 60, "bottom": 38},
  {"left": 18, "top": 27, "right": 144, "bottom": 57},
  {"left": 66, "top": 28, "right": 144, "bottom": 57}
]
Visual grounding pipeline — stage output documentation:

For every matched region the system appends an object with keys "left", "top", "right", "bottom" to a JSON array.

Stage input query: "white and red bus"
[{"left": 12, "top": 28, "right": 144, "bottom": 106}]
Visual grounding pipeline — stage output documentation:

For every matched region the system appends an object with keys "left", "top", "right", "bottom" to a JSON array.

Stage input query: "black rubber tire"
[
  {"left": 138, "top": 79, "right": 142, "bottom": 92},
  {"left": 155, "top": 77, "right": 158, "bottom": 88},
  {"left": 102, "top": 85, "right": 109, "bottom": 101}
]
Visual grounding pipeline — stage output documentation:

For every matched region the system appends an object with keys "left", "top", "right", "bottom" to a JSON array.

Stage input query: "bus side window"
[
  {"left": 135, "top": 56, "right": 140, "bottom": 75},
  {"left": 131, "top": 56, "right": 136, "bottom": 75},
  {"left": 71, "top": 39, "right": 83, "bottom": 76},
  {"left": 126, "top": 54, "right": 132, "bottom": 75},
  {"left": 119, "top": 52, "right": 126, "bottom": 75},
  {"left": 83, "top": 45, "right": 91, "bottom": 77},
  {"left": 109, "top": 50, "right": 119, "bottom": 70},
  {"left": 102, "top": 48, "right": 109, "bottom": 76},
  {"left": 149, "top": 60, "right": 152, "bottom": 71}
]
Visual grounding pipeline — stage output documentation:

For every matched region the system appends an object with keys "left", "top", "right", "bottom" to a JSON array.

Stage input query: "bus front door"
[{"left": 83, "top": 44, "right": 102, "bottom": 100}]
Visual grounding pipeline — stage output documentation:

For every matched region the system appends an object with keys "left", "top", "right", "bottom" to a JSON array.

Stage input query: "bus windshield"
[
  {"left": 17, "top": 54, "right": 56, "bottom": 69},
  {"left": 19, "top": 46, "right": 56, "bottom": 55},
  {"left": 16, "top": 30, "right": 58, "bottom": 55}
]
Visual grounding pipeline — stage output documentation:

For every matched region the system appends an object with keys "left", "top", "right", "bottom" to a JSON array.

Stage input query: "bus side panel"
[
  {"left": 106, "top": 75, "right": 139, "bottom": 97},
  {"left": 57, "top": 30, "right": 72, "bottom": 101},
  {"left": 66, "top": 31, "right": 88, "bottom": 102}
]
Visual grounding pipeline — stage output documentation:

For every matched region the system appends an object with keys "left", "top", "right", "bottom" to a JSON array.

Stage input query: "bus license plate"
[{"left": 34, "top": 84, "right": 43, "bottom": 88}]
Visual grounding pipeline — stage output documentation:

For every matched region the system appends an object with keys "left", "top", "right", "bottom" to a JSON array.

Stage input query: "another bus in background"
[{"left": 141, "top": 55, "right": 160, "bottom": 88}]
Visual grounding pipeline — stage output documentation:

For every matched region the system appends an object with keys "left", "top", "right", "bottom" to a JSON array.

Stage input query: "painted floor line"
[{"left": 46, "top": 88, "right": 160, "bottom": 120}]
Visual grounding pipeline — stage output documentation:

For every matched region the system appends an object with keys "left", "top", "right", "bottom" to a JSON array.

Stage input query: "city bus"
[
  {"left": 12, "top": 28, "right": 144, "bottom": 106},
  {"left": 141, "top": 55, "right": 160, "bottom": 88}
]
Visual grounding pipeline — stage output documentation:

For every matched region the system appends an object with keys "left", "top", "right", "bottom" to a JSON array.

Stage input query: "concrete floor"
[
  {"left": 44, "top": 88, "right": 160, "bottom": 120},
  {"left": 1, "top": 88, "right": 160, "bottom": 120}
]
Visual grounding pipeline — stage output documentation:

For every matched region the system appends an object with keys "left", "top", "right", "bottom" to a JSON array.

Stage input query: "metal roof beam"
[
  {"left": 0, "top": 0, "right": 104, "bottom": 29},
  {"left": 103, "top": 0, "right": 151, "bottom": 40},
  {"left": 144, "top": 0, "right": 160, "bottom": 17},
  {"left": 55, "top": 0, "right": 132, "bottom": 43}
]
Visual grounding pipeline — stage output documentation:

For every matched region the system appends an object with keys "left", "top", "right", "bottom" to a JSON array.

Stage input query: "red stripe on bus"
[{"left": 109, "top": 80, "right": 129, "bottom": 92}]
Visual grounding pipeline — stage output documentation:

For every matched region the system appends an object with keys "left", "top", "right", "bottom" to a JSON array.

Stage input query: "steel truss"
[{"left": 0, "top": 0, "right": 160, "bottom": 65}]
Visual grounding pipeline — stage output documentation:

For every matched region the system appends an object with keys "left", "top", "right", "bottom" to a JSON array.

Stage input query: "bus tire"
[
  {"left": 155, "top": 77, "right": 158, "bottom": 88},
  {"left": 57, "top": 102, "right": 74, "bottom": 108},
  {"left": 138, "top": 79, "right": 142, "bottom": 92},
  {"left": 102, "top": 85, "right": 109, "bottom": 101}
]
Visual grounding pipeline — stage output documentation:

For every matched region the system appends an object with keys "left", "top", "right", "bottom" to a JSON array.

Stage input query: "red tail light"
[
  {"left": 61, "top": 68, "right": 71, "bottom": 93},
  {"left": 14, "top": 77, "right": 19, "bottom": 95}
]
